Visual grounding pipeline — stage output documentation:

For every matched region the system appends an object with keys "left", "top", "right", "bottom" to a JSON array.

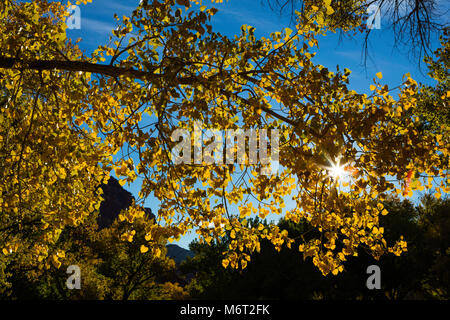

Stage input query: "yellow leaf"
[
  {"left": 140, "top": 245, "right": 149, "bottom": 253},
  {"left": 376, "top": 72, "right": 383, "bottom": 79},
  {"left": 285, "top": 27, "right": 293, "bottom": 38},
  {"left": 52, "top": 256, "right": 61, "bottom": 269},
  {"left": 222, "top": 258, "right": 229, "bottom": 268},
  {"left": 326, "top": 6, "right": 334, "bottom": 15}
]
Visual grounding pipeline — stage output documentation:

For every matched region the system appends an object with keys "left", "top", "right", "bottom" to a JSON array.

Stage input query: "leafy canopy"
[{"left": 0, "top": 0, "right": 448, "bottom": 279}]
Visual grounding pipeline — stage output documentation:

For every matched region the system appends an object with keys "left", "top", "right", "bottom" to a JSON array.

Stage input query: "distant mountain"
[
  {"left": 98, "top": 177, "right": 134, "bottom": 228},
  {"left": 166, "top": 244, "right": 194, "bottom": 264},
  {"left": 98, "top": 177, "right": 193, "bottom": 263}
]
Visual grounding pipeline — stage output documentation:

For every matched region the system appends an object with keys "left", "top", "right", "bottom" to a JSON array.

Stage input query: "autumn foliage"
[{"left": 0, "top": 0, "right": 448, "bottom": 294}]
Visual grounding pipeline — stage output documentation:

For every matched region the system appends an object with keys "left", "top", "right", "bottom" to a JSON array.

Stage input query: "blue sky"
[
  {"left": 68, "top": 0, "right": 448, "bottom": 88},
  {"left": 65, "top": 0, "right": 448, "bottom": 248}
]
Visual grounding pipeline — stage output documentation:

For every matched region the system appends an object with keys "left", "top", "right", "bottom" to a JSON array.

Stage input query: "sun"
[
  {"left": 324, "top": 156, "right": 349, "bottom": 181},
  {"left": 328, "top": 161, "right": 347, "bottom": 179}
]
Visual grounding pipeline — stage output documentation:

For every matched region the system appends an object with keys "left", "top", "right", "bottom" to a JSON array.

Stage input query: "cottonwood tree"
[
  {"left": 266, "top": 0, "right": 449, "bottom": 65},
  {"left": 0, "top": 0, "right": 448, "bottom": 282},
  {"left": 416, "top": 28, "right": 449, "bottom": 133}
]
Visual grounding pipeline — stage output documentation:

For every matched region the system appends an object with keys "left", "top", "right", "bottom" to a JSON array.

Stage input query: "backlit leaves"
[{"left": 0, "top": 0, "right": 448, "bottom": 280}]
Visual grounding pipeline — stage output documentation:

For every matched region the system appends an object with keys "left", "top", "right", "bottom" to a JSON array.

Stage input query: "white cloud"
[
  {"left": 218, "top": 6, "right": 283, "bottom": 35},
  {"left": 82, "top": 17, "right": 115, "bottom": 35}
]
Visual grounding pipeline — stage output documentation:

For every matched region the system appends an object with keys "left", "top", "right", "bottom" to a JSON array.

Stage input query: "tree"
[
  {"left": 0, "top": 0, "right": 448, "bottom": 283},
  {"left": 182, "top": 197, "right": 450, "bottom": 299},
  {"left": 415, "top": 28, "right": 450, "bottom": 133},
  {"left": 2, "top": 201, "right": 187, "bottom": 299},
  {"left": 266, "top": 0, "right": 449, "bottom": 65},
  {"left": 89, "top": 212, "right": 187, "bottom": 300},
  {"left": 415, "top": 195, "right": 450, "bottom": 299}
]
